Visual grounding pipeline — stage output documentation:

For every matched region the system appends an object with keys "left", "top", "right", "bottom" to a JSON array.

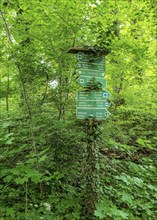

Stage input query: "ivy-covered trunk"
[{"left": 82, "top": 119, "right": 101, "bottom": 219}]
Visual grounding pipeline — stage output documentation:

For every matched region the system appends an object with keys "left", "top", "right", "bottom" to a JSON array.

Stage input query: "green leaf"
[
  {"left": 4, "top": 175, "right": 13, "bottom": 183},
  {"left": 111, "top": 206, "right": 129, "bottom": 219},
  {"left": 5, "top": 137, "right": 14, "bottom": 145},
  {"left": 15, "top": 177, "right": 28, "bottom": 184},
  {"left": 2, "top": 121, "right": 12, "bottom": 128},
  {"left": 116, "top": 175, "right": 131, "bottom": 185},
  {"left": 31, "top": 174, "right": 41, "bottom": 183},
  {"left": 132, "top": 177, "right": 144, "bottom": 187},
  {"left": 94, "top": 209, "right": 105, "bottom": 219},
  {"left": 147, "top": 184, "right": 157, "bottom": 191},
  {"left": 6, "top": 208, "right": 15, "bottom": 217},
  {"left": 119, "top": 192, "right": 134, "bottom": 206}
]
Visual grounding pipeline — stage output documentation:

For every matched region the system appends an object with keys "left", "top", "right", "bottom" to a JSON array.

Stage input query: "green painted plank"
[
  {"left": 76, "top": 52, "right": 105, "bottom": 63},
  {"left": 77, "top": 76, "right": 106, "bottom": 88},
  {"left": 77, "top": 90, "right": 111, "bottom": 101},
  {"left": 77, "top": 100, "right": 110, "bottom": 108},
  {"left": 77, "top": 62, "right": 105, "bottom": 71},
  {"left": 78, "top": 69, "right": 105, "bottom": 77},
  {"left": 76, "top": 108, "right": 110, "bottom": 120}
]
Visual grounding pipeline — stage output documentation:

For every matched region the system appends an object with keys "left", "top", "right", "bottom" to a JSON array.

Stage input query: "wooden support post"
[
  {"left": 84, "top": 118, "right": 100, "bottom": 220},
  {"left": 67, "top": 46, "right": 110, "bottom": 219}
]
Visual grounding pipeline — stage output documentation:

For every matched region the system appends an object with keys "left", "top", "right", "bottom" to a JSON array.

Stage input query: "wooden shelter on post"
[{"left": 67, "top": 46, "right": 110, "bottom": 55}]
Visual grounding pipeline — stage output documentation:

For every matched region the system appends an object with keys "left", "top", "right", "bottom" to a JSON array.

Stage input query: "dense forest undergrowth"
[{"left": 0, "top": 0, "right": 157, "bottom": 219}]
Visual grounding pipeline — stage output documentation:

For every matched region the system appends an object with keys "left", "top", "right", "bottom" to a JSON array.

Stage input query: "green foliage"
[
  {"left": 95, "top": 157, "right": 157, "bottom": 220},
  {"left": 0, "top": 0, "right": 156, "bottom": 219}
]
